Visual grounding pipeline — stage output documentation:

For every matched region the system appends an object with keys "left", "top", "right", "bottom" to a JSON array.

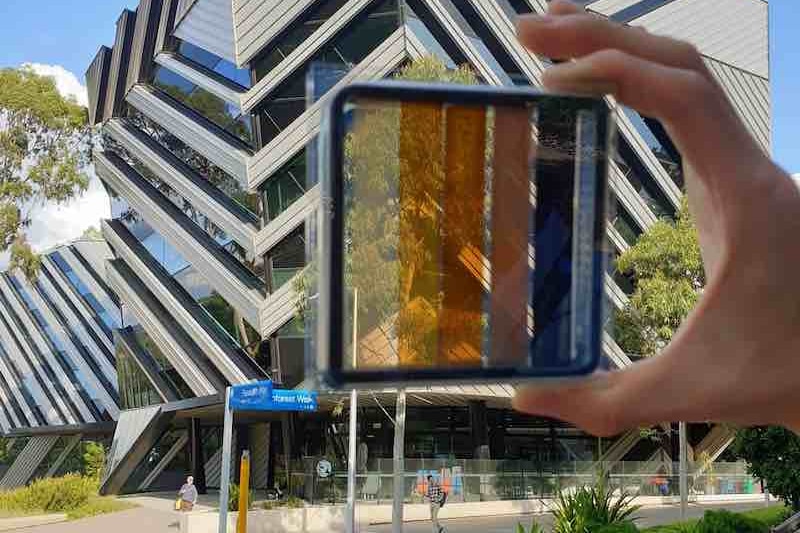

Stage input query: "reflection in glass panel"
[
  {"left": 255, "top": 0, "right": 401, "bottom": 146},
  {"left": 615, "top": 138, "right": 676, "bottom": 220},
  {"left": 152, "top": 65, "right": 253, "bottom": 146},
  {"left": 116, "top": 339, "right": 166, "bottom": 410},
  {"left": 252, "top": 0, "right": 349, "bottom": 81},
  {"left": 270, "top": 317, "right": 307, "bottom": 388},
  {"left": 122, "top": 428, "right": 189, "bottom": 493},
  {"left": 611, "top": 204, "right": 642, "bottom": 247},
  {"left": 50, "top": 251, "right": 119, "bottom": 335},
  {"left": 175, "top": 39, "right": 252, "bottom": 88},
  {"left": 126, "top": 325, "right": 194, "bottom": 400},
  {"left": 267, "top": 225, "right": 305, "bottom": 292},
  {"left": 260, "top": 149, "right": 306, "bottom": 223},
  {"left": 125, "top": 107, "right": 260, "bottom": 216},
  {"left": 622, "top": 107, "right": 683, "bottom": 188}
]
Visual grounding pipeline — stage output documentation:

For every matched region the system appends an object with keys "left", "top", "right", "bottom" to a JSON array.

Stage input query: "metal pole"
[
  {"left": 219, "top": 388, "right": 233, "bottom": 533},
  {"left": 346, "top": 288, "right": 359, "bottom": 533},
  {"left": 679, "top": 421, "right": 688, "bottom": 520},
  {"left": 392, "top": 389, "right": 406, "bottom": 533}
]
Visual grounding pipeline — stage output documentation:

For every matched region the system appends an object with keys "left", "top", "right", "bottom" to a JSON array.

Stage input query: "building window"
[
  {"left": 126, "top": 326, "right": 194, "bottom": 401},
  {"left": 251, "top": 0, "right": 350, "bottom": 81},
  {"left": 174, "top": 39, "right": 252, "bottom": 89},
  {"left": 50, "top": 251, "right": 119, "bottom": 336},
  {"left": 254, "top": 0, "right": 402, "bottom": 147},
  {"left": 610, "top": 0, "right": 676, "bottom": 23},
  {"left": 260, "top": 149, "right": 307, "bottom": 224},
  {"left": 615, "top": 138, "right": 676, "bottom": 220},
  {"left": 266, "top": 225, "right": 306, "bottom": 292},
  {"left": 611, "top": 204, "right": 643, "bottom": 247},
  {"left": 622, "top": 107, "right": 683, "bottom": 188},
  {"left": 124, "top": 107, "right": 260, "bottom": 216},
  {"left": 151, "top": 65, "right": 254, "bottom": 146}
]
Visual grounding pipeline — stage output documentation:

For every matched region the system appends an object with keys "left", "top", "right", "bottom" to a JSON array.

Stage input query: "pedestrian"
[
  {"left": 513, "top": 1, "right": 800, "bottom": 435},
  {"left": 178, "top": 475, "right": 198, "bottom": 512},
  {"left": 424, "top": 474, "right": 446, "bottom": 533}
]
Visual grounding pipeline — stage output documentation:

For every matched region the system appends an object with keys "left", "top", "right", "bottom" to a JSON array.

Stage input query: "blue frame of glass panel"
[{"left": 610, "top": 0, "right": 679, "bottom": 23}]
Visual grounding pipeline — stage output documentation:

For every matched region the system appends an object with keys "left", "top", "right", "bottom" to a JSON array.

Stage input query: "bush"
[
  {"left": 228, "top": 483, "right": 255, "bottom": 512},
  {"left": 694, "top": 510, "right": 763, "bottom": 533},
  {"left": 0, "top": 474, "right": 97, "bottom": 514},
  {"left": 82, "top": 442, "right": 106, "bottom": 481},
  {"left": 261, "top": 496, "right": 305, "bottom": 511},
  {"left": 552, "top": 481, "right": 640, "bottom": 533},
  {"left": 516, "top": 520, "right": 544, "bottom": 533},
  {"left": 595, "top": 523, "right": 640, "bottom": 533}
]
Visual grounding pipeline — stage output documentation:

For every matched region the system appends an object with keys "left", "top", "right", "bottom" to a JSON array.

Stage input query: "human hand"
[{"left": 513, "top": 0, "right": 800, "bottom": 434}]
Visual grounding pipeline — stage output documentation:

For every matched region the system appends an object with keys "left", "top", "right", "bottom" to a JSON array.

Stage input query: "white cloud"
[
  {"left": 0, "top": 64, "right": 108, "bottom": 269},
  {"left": 23, "top": 63, "right": 88, "bottom": 107}
]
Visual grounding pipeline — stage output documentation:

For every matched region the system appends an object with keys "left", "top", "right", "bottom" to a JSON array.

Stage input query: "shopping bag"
[{"left": 174, "top": 499, "right": 182, "bottom": 511}]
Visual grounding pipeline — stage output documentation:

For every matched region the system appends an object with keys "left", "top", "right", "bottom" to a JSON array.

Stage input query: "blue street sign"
[
  {"left": 270, "top": 389, "right": 318, "bottom": 412},
  {"left": 229, "top": 380, "right": 274, "bottom": 411},
  {"left": 228, "top": 381, "right": 317, "bottom": 412}
]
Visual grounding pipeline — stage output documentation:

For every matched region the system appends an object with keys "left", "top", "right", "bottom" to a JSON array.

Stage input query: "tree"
[
  {"left": 613, "top": 198, "right": 704, "bottom": 357},
  {"left": 0, "top": 67, "right": 91, "bottom": 279},
  {"left": 733, "top": 426, "right": 800, "bottom": 510},
  {"left": 80, "top": 225, "right": 103, "bottom": 241},
  {"left": 82, "top": 441, "right": 106, "bottom": 480}
]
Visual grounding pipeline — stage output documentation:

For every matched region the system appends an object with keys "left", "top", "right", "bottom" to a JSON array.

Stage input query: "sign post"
[{"left": 217, "top": 381, "right": 317, "bottom": 532}]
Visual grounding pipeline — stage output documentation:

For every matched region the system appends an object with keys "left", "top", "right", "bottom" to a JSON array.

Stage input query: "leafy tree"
[
  {"left": 80, "top": 225, "right": 103, "bottom": 240},
  {"left": 733, "top": 426, "right": 800, "bottom": 510},
  {"left": 0, "top": 67, "right": 91, "bottom": 278},
  {"left": 613, "top": 198, "right": 704, "bottom": 357}
]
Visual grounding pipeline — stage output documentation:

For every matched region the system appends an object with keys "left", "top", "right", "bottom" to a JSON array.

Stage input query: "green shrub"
[
  {"left": 694, "top": 510, "right": 763, "bottom": 533},
  {"left": 740, "top": 506, "right": 791, "bottom": 528},
  {"left": 552, "top": 482, "right": 640, "bottom": 533},
  {"left": 595, "top": 523, "right": 640, "bottom": 533},
  {"left": 261, "top": 496, "right": 305, "bottom": 511},
  {"left": 82, "top": 442, "right": 106, "bottom": 480},
  {"left": 0, "top": 474, "right": 97, "bottom": 514},
  {"left": 228, "top": 483, "right": 255, "bottom": 511},
  {"left": 516, "top": 520, "right": 544, "bottom": 533}
]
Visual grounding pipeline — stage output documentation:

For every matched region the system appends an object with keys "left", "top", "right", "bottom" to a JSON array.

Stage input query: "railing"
[{"left": 273, "top": 459, "right": 762, "bottom": 505}]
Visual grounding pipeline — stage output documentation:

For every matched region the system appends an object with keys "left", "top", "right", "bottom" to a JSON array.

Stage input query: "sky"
[{"left": 0, "top": 0, "right": 798, "bottom": 256}]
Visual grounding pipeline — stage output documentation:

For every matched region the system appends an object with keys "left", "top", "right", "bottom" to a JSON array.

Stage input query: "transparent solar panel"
[{"left": 317, "top": 81, "right": 612, "bottom": 386}]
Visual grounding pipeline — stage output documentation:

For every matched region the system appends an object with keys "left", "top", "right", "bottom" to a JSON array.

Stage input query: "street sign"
[
  {"left": 229, "top": 380, "right": 274, "bottom": 411},
  {"left": 270, "top": 389, "right": 318, "bottom": 412}
]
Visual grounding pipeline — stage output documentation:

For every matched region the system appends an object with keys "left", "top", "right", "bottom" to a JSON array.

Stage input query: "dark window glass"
[
  {"left": 255, "top": 0, "right": 401, "bottom": 146},
  {"left": 506, "top": 0, "right": 533, "bottom": 14},
  {"left": 611, "top": 204, "right": 642, "bottom": 247},
  {"left": 151, "top": 65, "right": 254, "bottom": 146},
  {"left": 615, "top": 137, "right": 676, "bottom": 220},
  {"left": 130, "top": 326, "right": 194, "bottom": 400},
  {"left": 610, "top": 0, "right": 675, "bottom": 23},
  {"left": 176, "top": 39, "right": 252, "bottom": 88},
  {"left": 124, "top": 107, "right": 260, "bottom": 216},
  {"left": 252, "top": 0, "right": 349, "bottom": 81},
  {"left": 267, "top": 225, "right": 306, "bottom": 291},
  {"left": 122, "top": 428, "right": 189, "bottom": 493},
  {"left": 261, "top": 149, "right": 307, "bottom": 223},
  {"left": 622, "top": 107, "right": 683, "bottom": 188},
  {"left": 116, "top": 341, "right": 164, "bottom": 410}
]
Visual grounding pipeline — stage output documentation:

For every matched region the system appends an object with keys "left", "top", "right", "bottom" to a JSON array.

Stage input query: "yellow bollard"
[{"left": 237, "top": 450, "right": 250, "bottom": 533}]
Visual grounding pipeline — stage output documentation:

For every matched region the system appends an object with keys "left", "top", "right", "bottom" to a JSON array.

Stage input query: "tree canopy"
[
  {"left": 0, "top": 66, "right": 91, "bottom": 278},
  {"left": 733, "top": 426, "right": 800, "bottom": 510},
  {"left": 613, "top": 198, "right": 704, "bottom": 357}
]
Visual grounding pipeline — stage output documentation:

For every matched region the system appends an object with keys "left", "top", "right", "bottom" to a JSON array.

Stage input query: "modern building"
[{"left": 0, "top": 0, "right": 770, "bottom": 501}]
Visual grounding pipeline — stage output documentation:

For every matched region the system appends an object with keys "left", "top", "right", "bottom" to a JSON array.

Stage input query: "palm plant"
[{"left": 552, "top": 480, "right": 640, "bottom": 533}]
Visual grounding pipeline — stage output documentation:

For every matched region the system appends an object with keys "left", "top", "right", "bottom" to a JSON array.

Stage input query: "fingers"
[
  {"left": 543, "top": 49, "right": 762, "bottom": 192},
  {"left": 517, "top": 10, "right": 707, "bottom": 77}
]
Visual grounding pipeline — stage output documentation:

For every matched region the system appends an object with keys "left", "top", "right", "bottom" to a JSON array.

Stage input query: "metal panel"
[
  {"left": 588, "top": 0, "right": 642, "bottom": 15},
  {"left": 233, "top": 0, "right": 316, "bottom": 67},
  {"left": 247, "top": 26, "right": 408, "bottom": 189},
  {"left": 126, "top": 85, "right": 250, "bottom": 185},
  {"left": 85, "top": 47, "right": 112, "bottom": 125},
  {"left": 100, "top": 405, "right": 162, "bottom": 492},
  {"left": 259, "top": 271, "right": 301, "bottom": 338},
  {"left": 104, "top": 9, "right": 138, "bottom": 121},
  {"left": 94, "top": 152, "right": 264, "bottom": 328},
  {"left": 631, "top": 0, "right": 768, "bottom": 78},
  {"left": 705, "top": 57, "right": 771, "bottom": 151},
  {"left": 0, "top": 436, "right": 59, "bottom": 489},
  {"left": 102, "top": 219, "right": 266, "bottom": 385},
  {"left": 174, "top": 0, "right": 236, "bottom": 64},
  {"left": 126, "top": 0, "right": 165, "bottom": 93},
  {"left": 204, "top": 446, "right": 223, "bottom": 487},
  {"left": 154, "top": 52, "right": 244, "bottom": 105},
  {"left": 104, "top": 118, "right": 256, "bottom": 253},
  {"left": 0, "top": 324, "right": 39, "bottom": 427},
  {"left": 254, "top": 184, "right": 320, "bottom": 257},
  {"left": 105, "top": 260, "right": 221, "bottom": 397}
]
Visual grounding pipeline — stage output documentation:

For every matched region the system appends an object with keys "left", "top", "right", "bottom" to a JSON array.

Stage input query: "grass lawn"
[
  {"left": 65, "top": 496, "right": 137, "bottom": 520},
  {"left": 642, "top": 506, "right": 791, "bottom": 533}
]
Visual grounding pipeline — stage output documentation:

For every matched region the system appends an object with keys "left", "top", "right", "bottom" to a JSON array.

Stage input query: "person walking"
[
  {"left": 424, "top": 475, "right": 445, "bottom": 533},
  {"left": 178, "top": 475, "right": 198, "bottom": 512}
]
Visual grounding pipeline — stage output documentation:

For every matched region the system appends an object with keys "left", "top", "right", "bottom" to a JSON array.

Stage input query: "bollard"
[{"left": 237, "top": 450, "right": 251, "bottom": 533}]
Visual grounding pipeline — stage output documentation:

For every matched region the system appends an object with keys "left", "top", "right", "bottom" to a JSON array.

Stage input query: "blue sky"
[{"left": 0, "top": 0, "right": 797, "bottom": 253}]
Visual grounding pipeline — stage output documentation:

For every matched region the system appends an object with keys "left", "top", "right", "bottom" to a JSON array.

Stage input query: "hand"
[{"left": 513, "top": 1, "right": 800, "bottom": 434}]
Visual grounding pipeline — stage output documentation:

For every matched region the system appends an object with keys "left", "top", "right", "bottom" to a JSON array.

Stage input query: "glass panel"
[
  {"left": 255, "top": 0, "right": 402, "bottom": 146},
  {"left": 124, "top": 107, "right": 260, "bottom": 215},
  {"left": 128, "top": 326, "right": 194, "bottom": 400},
  {"left": 122, "top": 429, "right": 189, "bottom": 493},
  {"left": 611, "top": 204, "right": 642, "bottom": 247},
  {"left": 50, "top": 251, "right": 118, "bottom": 335},
  {"left": 117, "top": 341, "right": 163, "bottom": 410},
  {"left": 622, "top": 107, "right": 683, "bottom": 188},
  {"left": 615, "top": 138, "right": 676, "bottom": 219},
  {"left": 252, "top": 0, "right": 349, "bottom": 81},
  {"left": 260, "top": 148, "right": 307, "bottom": 223},
  {"left": 267, "top": 225, "right": 305, "bottom": 291},
  {"left": 151, "top": 65, "right": 254, "bottom": 146},
  {"left": 176, "top": 39, "right": 252, "bottom": 88}
]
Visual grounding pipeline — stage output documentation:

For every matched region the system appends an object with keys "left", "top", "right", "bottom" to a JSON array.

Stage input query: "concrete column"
[{"left": 189, "top": 418, "right": 207, "bottom": 494}]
